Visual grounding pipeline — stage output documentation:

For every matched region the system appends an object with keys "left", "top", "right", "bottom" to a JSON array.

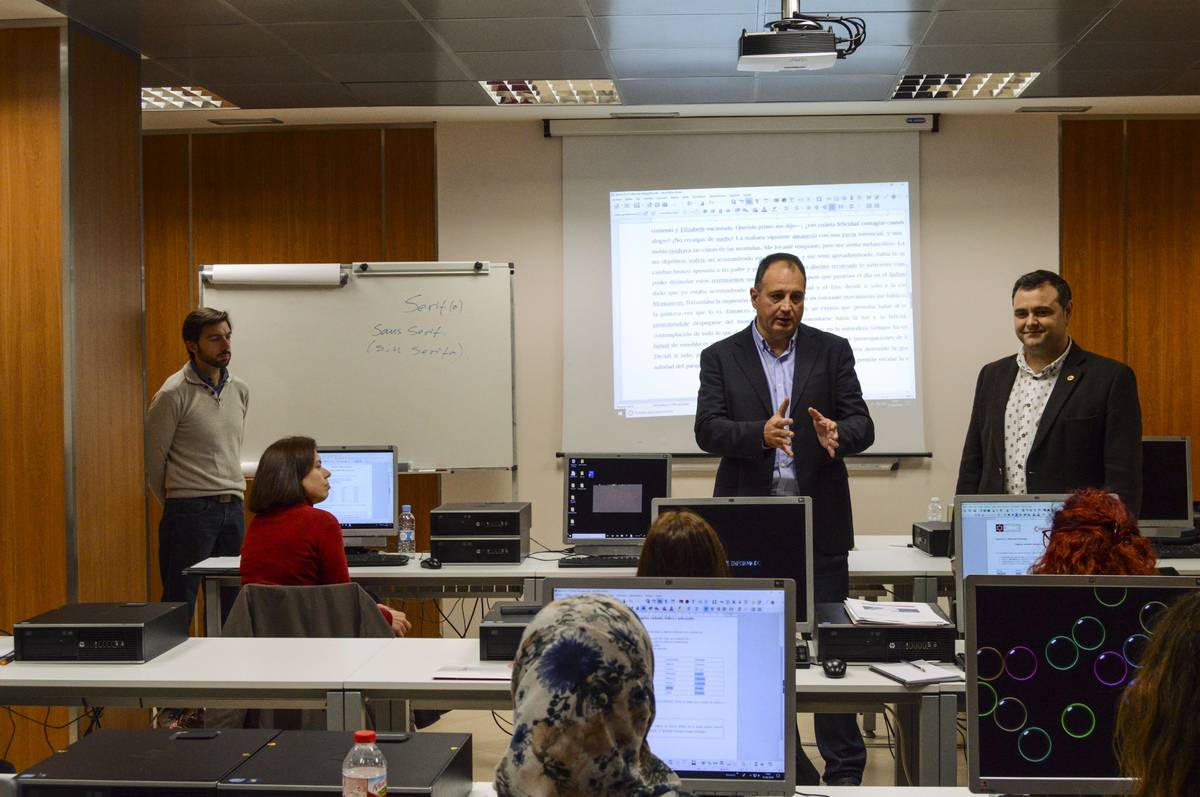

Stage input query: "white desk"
[
  {"left": 0, "top": 637, "right": 390, "bottom": 731},
  {"left": 189, "top": 543, "right": 954, "bottom": 634},
  {"left": 188, "top": 556, "right": 542, "bottom": 634},
  {"left": 466, "top": 786, "right": 972, "bottom": 797},
  {"left": 850, "top": 535, "right": 953, "bottom": 602},
  {"left": 342, "top": 638, "right": 961, "bottom": 787},
  {"left": 0, "top": 771, "right": 977, "bottom": 796}
]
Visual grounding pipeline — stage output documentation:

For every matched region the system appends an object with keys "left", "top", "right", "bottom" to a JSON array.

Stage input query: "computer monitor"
[
  {"left": 545, "top": 577, "right": 796, "bottom": 796},
  {"left": 315, "top": 444, "right": 398, "bottom": 550},
  {"left": 954, "top": 494, "right": 1069, "bottom": 630},
  {"left": 965, "top": 574, "right": 1200, "bottom": 795},
  {"left": 563, "top": 453, "right": 671, "bottom": 555},
  {"left": 1138, "top": 436, "right": 1195, "bottom": 537},
  {"left": 651, "top": 496, "right": 815, "bottom": 635}
]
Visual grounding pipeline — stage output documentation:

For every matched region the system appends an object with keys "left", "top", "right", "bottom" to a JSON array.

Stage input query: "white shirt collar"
[{"left": 1016, "top": 339, "right": 1072, "bottom": 378}]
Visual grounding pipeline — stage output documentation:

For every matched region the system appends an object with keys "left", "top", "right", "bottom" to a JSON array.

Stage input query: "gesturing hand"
[
  {"left": 763, "top": 398, "right": 794, "bottom": 457},
  {"left": 808, "top": 406, "right": 839, "bottom": 458}
]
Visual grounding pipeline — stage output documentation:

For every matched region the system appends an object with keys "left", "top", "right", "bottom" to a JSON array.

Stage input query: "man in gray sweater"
[{"left": 146, "top": 307, "right": 250, "bottom": 617}]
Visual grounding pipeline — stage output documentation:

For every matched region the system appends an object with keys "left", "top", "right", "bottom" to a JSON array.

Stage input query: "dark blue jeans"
[
  {"left": 159, "top": 496, "right": 245, "bottom": 618},
  {"left": 812, "top": 551, "right": 867, "bottom": 784}
]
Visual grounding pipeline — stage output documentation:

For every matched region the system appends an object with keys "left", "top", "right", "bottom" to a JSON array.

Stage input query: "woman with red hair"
[{"left": 1030, "top": 487, "right": 1157, "bottom": 575}]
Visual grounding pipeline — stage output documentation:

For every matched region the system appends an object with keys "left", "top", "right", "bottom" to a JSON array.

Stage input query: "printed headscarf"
[{"left": 494, "top": 593, "right": 688, "bottom": 797}]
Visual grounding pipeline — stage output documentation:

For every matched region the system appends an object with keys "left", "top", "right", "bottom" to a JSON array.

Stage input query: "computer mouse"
[
  {"left": 822, "top": 657, "right": 847, "bottom": 679},
  {"left": 420, "top": 557, "right": 442, "bottom": 570}
]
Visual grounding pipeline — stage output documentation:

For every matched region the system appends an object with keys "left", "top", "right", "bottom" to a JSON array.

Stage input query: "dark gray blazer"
[
  {"left": 695, "top": 323, "right": 875, "bottom": 556},
  {"left": 954, "top": 343, "right": 1143, "bottom": 514}
]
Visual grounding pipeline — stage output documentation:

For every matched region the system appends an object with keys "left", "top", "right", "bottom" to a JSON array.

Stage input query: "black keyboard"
[
  {"left": 1154, "top": 540, "right": 1200, "bottom": 560},
  {"left": 557, "top": 554, "right": 639, "bottom": 569},
  {"left": 345, "top": 552, "right": 409, "bottom": 567}
]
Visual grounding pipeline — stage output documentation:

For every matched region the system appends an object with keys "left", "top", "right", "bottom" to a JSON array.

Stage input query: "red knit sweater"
[{"left": 240, "top": 501, "right": 393, "bottom": 625}]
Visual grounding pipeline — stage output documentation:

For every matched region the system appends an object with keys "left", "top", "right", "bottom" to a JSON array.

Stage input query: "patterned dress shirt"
[{"left": 1003, "top": 340, "right": 1073, "bottom": 494}]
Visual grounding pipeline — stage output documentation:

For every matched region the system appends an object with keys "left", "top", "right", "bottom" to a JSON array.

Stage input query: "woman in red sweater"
[{"left": 241, "top": 436, "right": 410, "bottom": 636}]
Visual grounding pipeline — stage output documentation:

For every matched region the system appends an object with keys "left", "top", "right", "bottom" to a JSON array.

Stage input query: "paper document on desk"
[
  {"left": 844, "top": 598, "right": 952, "bottom": 627},
  {"left": 433, "top": 663, "right": 513, "bottom": 681},
  {"left": 870, "top": 660, "right": 963, "bottom": 685}
]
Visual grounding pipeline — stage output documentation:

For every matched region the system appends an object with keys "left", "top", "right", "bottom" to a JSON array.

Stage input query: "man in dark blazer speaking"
[
  {"left": 955, "top": 270, "right": 1142, "bottom": 513},
  {"left": 695, "top": 252, "right": 874, "bottom": 786}
]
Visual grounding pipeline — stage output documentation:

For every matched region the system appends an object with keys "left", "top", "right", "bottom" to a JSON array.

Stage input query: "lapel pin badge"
[{"left": 1066, "top": 374, "right": 1076, "bottom": 381}]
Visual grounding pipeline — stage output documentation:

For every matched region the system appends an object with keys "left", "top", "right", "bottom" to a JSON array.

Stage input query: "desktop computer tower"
[
  {"left": 430, "top": 502, "right": 530, "bottom": 563},
  {"left": 15, "top": 602, "right": 190, "bottom": 663},
  {"left": 16, "top": 729, "right": 279, "bottom": 795}
]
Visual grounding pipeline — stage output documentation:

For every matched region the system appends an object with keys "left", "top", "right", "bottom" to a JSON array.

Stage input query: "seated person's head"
[
  {"left": 247, "top": 436, "right": 331, "bottom": 514},
  {"left": 637, "top": 510, "right": 730, "bottom": 578},
  {"left": 494, "top": 593, "right": 684, "bottom": 797},
  {"left": 1116, "top": 591, "right": 1200, "bottom": 797},
  {"left": 1030, "top": 488, "right": 1157, "bottom": 575}
]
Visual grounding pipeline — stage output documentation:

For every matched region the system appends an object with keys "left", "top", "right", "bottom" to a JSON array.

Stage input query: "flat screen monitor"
[
  {"left": 1139, "top": 436, "right": 1195, "bottom": 536},
  {"left": 315, "top": 444, "right": 398, "bottom": 549},
  {"left": 652, "top": 496, "right": 815, "bottom": 635},
  {"left": 966, "top": 574, "right": 1200, "bottom": 795},
  {"left": 563, "top": 453, "right": 671, "bottom": 554},
  {"left": 545, "top": 577, "right": 795, "bottom": 796},
  {"left": 954, "top": 494, "right": 1068, "bottom": 630}
]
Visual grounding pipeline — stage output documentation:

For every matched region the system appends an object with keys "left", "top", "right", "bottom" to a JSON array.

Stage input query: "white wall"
[{"left": 436, "top": 115, "right": 1059, "bottom": 546}]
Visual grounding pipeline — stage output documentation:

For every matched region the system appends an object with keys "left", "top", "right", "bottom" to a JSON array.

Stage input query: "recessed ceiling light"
[
  {"left": 480, "top": 79, "right": 620, "bottom": 106},
  {"left": 141, "top": 86, "right": 236, "bottom": 111},
  {"left": 892, "top": 73, "right": 1039, "bottom": 101}
]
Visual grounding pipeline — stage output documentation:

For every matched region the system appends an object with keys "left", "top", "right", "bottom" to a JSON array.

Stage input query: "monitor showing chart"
[
  {"left": 955, "top": 495, "right": 1069, "bottom": 630},
  {"left": 315, "top": 445, "right": 398, "bottom": 547},
  {"left": 547, "top": 577, "right": 795, "bottom": 795}
]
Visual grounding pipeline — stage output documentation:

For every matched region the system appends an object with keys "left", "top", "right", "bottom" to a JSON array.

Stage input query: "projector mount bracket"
[{"left": 767, "top": 0, "right": 866, "bottom": 60}]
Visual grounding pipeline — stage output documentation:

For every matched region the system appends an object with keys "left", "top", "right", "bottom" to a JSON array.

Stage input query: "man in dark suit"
[
  {"left": 956, "top": 270, "right": 1142, "bottom": 513},
  {"left": 695, "top": 252, "right": 874, "bottom": 786}
]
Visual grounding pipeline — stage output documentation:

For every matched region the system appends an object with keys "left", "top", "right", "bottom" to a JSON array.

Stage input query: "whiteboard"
[{"left": 202, "top": 262, "right": 514, "bottom": 470}]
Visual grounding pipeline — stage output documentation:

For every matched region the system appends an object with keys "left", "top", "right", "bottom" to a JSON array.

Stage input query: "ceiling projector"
[
  {"left": 737, "top": 4, "right": 866, "bottom": 73},
  {"left": 737, "top": 28, "right": 839, "bottom": 72}
]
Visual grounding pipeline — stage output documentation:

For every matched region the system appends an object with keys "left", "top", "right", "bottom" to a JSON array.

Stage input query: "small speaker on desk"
[{"left": 912, "top": 520, "right": 951, "bottom": 557}]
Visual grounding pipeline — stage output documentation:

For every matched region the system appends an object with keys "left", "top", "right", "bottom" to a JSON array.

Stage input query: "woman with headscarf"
[{"left": 494, "top": 593, "right": 688, "bottom": 797}]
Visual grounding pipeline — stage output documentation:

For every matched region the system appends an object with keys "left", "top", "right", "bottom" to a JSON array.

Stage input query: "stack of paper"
[{"left": 843, "top": 598, "right": 952, "bottom": 627}]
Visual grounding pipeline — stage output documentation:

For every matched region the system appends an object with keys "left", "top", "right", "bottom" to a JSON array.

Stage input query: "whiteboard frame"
[{"left": 197, "top": 261, "right": 517, "bottom": 474}]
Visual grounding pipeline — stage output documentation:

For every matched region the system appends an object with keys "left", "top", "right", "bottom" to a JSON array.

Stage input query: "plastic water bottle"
[
  {"left": 342, "top": 729, "right": 387, "bottom": 797},
  {"left": 927, "top": 496, "right": 945, "bottom": 523},
  {"left": 398, "top": 504, "right": 416, "bottom": 554}
]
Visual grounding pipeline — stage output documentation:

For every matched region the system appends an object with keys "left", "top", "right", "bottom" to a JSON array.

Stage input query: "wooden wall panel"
[
  {"left": 384, "top": 128, "right": 438, "bottom": 260},
  {"left": 1060, "top": 120, "right": 1126, "bottom": 360},
  {"left": 143, "top": 134, "right": 192, "bottom": 601},
  {"left": 68, "top": 25, "right": 147, "bottom": 605},
  {"left": 0, "top": 25, "right": 71, "bottom": 770},
  {"left": 143, "top": 125, "right": 440, "bottom": 636},
  {"left": 191, "top": 130, "right": 384, "bottom": 266},
  {"left": 1062, "top": 118, "right": 1200, "bottom": 501},
  {"left": 1125, "top": 120, "right": 1200, "bottom": 495}
]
